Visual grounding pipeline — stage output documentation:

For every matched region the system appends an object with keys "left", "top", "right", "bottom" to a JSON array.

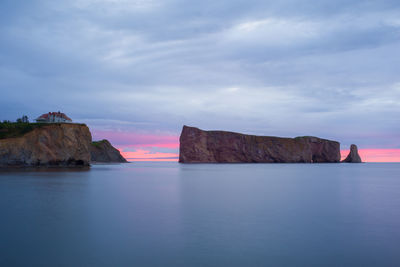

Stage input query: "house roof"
[{"left": 36, "top": 112, "right": 72, "bottom": 121}]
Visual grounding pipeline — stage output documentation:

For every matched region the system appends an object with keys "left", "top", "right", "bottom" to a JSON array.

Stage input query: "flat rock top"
[
  {"left": 179, "top": 126, "right": 341, "bottom": 163},
  {"left": 0, "top": 123, "right": 92, "bottom": 167}
]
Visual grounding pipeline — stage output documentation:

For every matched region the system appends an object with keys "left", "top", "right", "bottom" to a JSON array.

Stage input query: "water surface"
[{"left": 0, "top": 163, "right": 399, "bottom": 266}]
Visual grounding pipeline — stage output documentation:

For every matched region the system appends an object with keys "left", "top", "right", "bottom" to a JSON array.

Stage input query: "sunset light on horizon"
[
  {"left": 116, "top": 142, "right": 400, "bottom": 162},
  {"left": 120, "top": 148, "right": 179, "bottom": 162},
  {"left": 93, "top": 129, "right": 400, "bottom": 162},
  {"left": 341, "top": 149, "right": 400, "bottom": 163}
]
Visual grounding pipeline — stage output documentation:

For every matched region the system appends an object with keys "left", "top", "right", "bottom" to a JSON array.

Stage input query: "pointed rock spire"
[{"left": 342, "top": 144, "right": 362, "bottom": 163}]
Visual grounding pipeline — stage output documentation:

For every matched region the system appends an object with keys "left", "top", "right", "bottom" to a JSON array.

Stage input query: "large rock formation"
[
  {"left": 342, "top": 144, "right": 362, "bottom": 163},
  {"left": 0, "top": 123, "right": 92, "bottom": 167},
  {"left": 179, "top": 126, "right": 341, "bottom": 163},
  {"left": 90, "top": 139, "right": 128, "bottom": 163}
]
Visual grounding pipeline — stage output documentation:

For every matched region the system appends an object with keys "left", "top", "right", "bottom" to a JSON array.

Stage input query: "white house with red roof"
[{"left": 35, "top": 112, "right": 72, "bottom": 123}]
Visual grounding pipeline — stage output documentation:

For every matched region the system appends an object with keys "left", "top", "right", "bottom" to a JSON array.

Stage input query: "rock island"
[{"left": 179, "top": 125, "right": 350, "bottom": 163}]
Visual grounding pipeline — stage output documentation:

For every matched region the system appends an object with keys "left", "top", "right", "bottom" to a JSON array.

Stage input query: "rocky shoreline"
[
  {"left": 0, "top": 123, "right": 127, "bottom": 167},
  {"left": 90, "top": 139, "right": 128, "bottom": 163},
  {"left": 0, "top": 123, "right": 362, "bottom": 167}
]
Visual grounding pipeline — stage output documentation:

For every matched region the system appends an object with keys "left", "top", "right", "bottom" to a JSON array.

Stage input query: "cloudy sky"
[{"left": 1, "top": 0, "right": 399, "bottom": 161}]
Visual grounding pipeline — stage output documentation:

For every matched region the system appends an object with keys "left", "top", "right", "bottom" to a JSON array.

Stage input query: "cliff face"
[
  {"left": 342, "top": 144, "right": 362, "bottom": 163},
  {"left": 90, "top": 139, "right": 128, "bottom": 163},
  {"left": 0, "top": 124, "right": 92, "bottom": 167},
  {"left": 179, "top": 126, "right": 341, "bottom": 163}
]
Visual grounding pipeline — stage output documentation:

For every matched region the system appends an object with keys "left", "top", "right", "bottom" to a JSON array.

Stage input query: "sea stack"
[
  {"left": 179, "top": 126, "right": 341, "bottom": 163},
  {"left": 342, "top": 144, "right": 362, "bottom": 163},
  {"left": 90, "top": 139, "right": 128, "bottom": 163}
]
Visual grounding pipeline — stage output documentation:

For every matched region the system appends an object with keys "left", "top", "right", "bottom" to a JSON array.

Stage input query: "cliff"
[
  {"left": 0, "top": 123, "right": 92, "bottom": 167},
  {"left": 90, "top": 139, "right": 128, "bottom": 163},
  {"left": 342, "top": 144, "right": 362, "bottom": 163},
  {"left": 179, "top": 126, "right": 341, "bottom": 163}
]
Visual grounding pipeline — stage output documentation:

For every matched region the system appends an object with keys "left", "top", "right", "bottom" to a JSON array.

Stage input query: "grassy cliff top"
[
  {"left": 0, "top": 122, "right": 86, "bottom": 139},
  {"left": 91, "top": 139, "right": 108, "bottom": 147}
]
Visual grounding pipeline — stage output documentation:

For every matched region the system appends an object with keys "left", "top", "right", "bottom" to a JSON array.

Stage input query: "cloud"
[{"left": 1, "top": 0, "right": 400, "bottom": 154}]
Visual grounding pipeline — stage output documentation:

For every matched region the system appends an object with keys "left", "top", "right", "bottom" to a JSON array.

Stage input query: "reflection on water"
[
  {"left": 0, "top": 163, "right": 399, "bottom": 266},
  {"left": 0, "top": 166, "right": 90, "bottom": 173}
]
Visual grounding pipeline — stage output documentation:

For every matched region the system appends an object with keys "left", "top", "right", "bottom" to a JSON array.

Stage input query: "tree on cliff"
[{"left": 16, "top": 115, "right": 29, "bottom": 123}]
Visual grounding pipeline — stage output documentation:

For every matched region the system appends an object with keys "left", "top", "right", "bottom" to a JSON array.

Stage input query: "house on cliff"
[{"left": 35, "top": 112, "right": 72, "bottom": 123}]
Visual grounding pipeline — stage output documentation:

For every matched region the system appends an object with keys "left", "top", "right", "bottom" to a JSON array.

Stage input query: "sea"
[{"left": 0, "top": 162, "right": 399, "bottom": 267}]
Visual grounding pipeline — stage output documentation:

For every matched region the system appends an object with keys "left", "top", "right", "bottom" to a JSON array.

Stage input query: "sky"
[{"left": 1, "top": 0, "right": 399, "bottom": 161}]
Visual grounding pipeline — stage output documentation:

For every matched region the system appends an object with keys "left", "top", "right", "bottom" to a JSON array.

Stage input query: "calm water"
[{"left": 0, "top": 163, "right": 399, "bottom": 267}]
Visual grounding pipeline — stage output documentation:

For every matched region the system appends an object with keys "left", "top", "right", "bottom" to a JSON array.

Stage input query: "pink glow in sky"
[
  {"left": 123, "top": 148, "right": 400, "bottom": 163},
  {"left": 94, "top": 130, "right": 400, "bottom": 162},
  {"left": 120, "top": 149, "right": 179, "bottom": 162},
  {"left": 92, "top": 130, "right": 180, "bottom": 161},
  {"left": 341, "top": 149, "right": 400, "bottom": 162},
  {"left": 92, "top": 130, "right": 179, "bottom": 148},
  {"left": 126, "top": 148, "right": 400, "bottom": 162}
]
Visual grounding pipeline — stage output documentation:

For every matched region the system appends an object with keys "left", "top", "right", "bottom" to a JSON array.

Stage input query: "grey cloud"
[{"left": 0, "top": 0, "right": 400, "bottom": 149}]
